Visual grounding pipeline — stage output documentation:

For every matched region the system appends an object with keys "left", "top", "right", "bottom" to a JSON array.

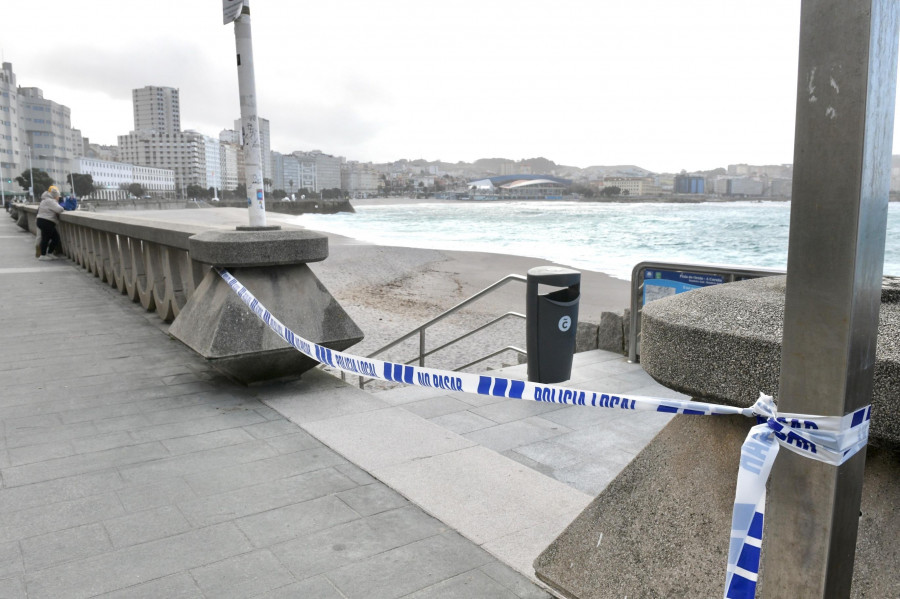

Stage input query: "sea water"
[{"left": 292, "top": 201, "right": 900, "bottom": 281}]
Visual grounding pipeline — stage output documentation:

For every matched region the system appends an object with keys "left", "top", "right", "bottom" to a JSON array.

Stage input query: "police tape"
[{"left": 217, "top": 267, "right": 871, "bottom": 599}]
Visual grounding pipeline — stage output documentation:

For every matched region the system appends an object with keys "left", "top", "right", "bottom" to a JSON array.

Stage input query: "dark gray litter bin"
[{"left": 526, "top": 266, "right": 581, "bottom": 383}]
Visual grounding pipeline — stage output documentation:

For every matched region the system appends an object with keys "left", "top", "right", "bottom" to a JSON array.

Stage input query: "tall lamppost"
[
  {"left": 224, "top": 0, "right": 267, "bottom": 228},
  {"left": 26, "top": 146, "right": 35, "bottom": 202},
  {"left": 0, "top": 161, "right": 6, "bottom": 209}
]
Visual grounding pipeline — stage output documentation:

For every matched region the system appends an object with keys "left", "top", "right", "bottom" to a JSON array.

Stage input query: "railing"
[
  {"left": 357, "top": 274, "right": 528, "bottom": 388},
  {"left": 628, "top": 261, "right": 784, "bottom": 363},
  {"left": 15, "top": 205, "right": 210, "bottom": 322}
]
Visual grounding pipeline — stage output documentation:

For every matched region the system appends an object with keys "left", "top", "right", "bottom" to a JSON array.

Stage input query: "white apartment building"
[
  {"left": 219, "top": 141, "right": 240, "bottom": 192},
  {"left": 201, "top": 134, "right": 222, "bottom": 191},
  {"left": 295, "top": 150, "right": 341, "bottom": 192},
  {"left": 133, "top": 86, "right": 180, "bottom": 134},
  {"left": 219, "top": 129, "right": 243, "bottom": 192},
  {"left": 341, "top": 162, "right": 380, "bottom": 197},
  {"left": 601, "top": 176, "right": 660, "bottom": 196},
  {"left": 118, "top": 130, "right": 209, "bottom": 193},
  {"left": 0, "top": 63, "right": 18, "bottom": 198},
  {"left": 77, "top": 157, "right": 175, "bottom": 199},
  {"left": 0, "top": 63, "right": 84, "bottom": 198}
]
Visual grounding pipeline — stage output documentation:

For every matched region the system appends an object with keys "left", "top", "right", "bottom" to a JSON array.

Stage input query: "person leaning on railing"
[{"left": 36, "top": 185, "right": 64, "bottom": 261}]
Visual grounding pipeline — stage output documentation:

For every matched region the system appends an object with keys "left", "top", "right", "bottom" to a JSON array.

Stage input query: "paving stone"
[
  {"left": 273, "top": 506, "right": 448, "bottom": 580},
  {"left": 0, "top": 493, "right": 125, "bottom": 544},
  {"left": 117, "top": 439, "right": 279, "bottom": 485},
  {"left": 161, "top": 428, "right": 257, "bottom": 455},
  {"left": 182, "top": 446, "right": 347, "bottom": 497},
  {"left": 0, "top": 470, "right": 126, "bottom": 514},
  {"left": 128, "top": 410, "right": 269, "bottom": 443},
  {"left": 255, "top": 575, "right": 345, "bottom": 599},
  {"left": 479, "top": 562, "right": 553, "bottom": 599},
  {"left": 0, "top": 540, "right": 23, "bottom": 579},
  {"left": 261, "top": 430, "right": 321, "bottom": 454},
  {"left": 469, "top": 399, "right": 566, "bottom": 424},
  {"left": 241, "top": 419, "right": 302, "bottom": 439},
  {"left": 0, "top": 576, "right": 25, "bottom": 598},
  {"left": 190, "top": 550, "right": 296, "bottom": 599},
  {"left": 336, "top": 482, "right": 409, "bottom": 517},
  {"left": 95, "top": 572, "right": 203, "bottom": 598},
  {"left": 24, "top": 522, "right": 253, "bottom": 599},
  {"left": 2, "top": 441, "right": 171, "bottom": 487},
  {"left": 6, "top": 440, "right": 75, "bottom": 467},
  {"left": 429, "top": 410, "right": 497, "bottom": 434},
  {"left": 462, "top": 417, "right": 571, "bottom": 453},
  {"left": 116, "top": 477, "right": 198, "bottom": 513},
  {"left": 179, "top": 467, "right": 356, "bottom": 527},
  {"left": 20, "top": 523, "right": 112, "bottom": 572},
  {"left": 104, "top": 505, "right": 192, "bottom": 548},
  {"left": 404, "top": 569, "right": 521, "bottom": 598},
  {"left": 401, "top": 395, "right": 472, "bottom": 419},
  {"left": 236, "top": 494, "right": 360, "bottom": 547},
  {"left": 327, "top": 532, "right": 493, "bottom": 599}
]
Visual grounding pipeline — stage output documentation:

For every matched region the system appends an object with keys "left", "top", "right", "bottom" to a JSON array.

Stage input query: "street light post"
[
  {"left": 224, "top": 0, "right": 267, "bottom": 228},
  {"left": 26, "top": 147, "right": 34, "bottom": 202},
  {"left": 0, "top": 161, "right": 6, "bottom": 209}
]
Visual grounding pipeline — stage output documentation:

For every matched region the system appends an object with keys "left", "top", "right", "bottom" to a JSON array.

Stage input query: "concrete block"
[
  {"left": 596, "top": 311, "right": 625, "bottom": 354},
  {"left": 168, "top": 264, "right": 363, "bottom": 384},
  {"left": 187, "top": 229, "right": 328, "bottom": 266},
  {"left": 575, "top": 321, "right": 599, "bottom": 353},
  {"left": 533, "top": 415, "right": 900, "bottom": 598}
]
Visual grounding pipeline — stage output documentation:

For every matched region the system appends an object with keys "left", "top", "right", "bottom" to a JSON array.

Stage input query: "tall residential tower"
[{"left": 132, "top": 86, "right": 181, "bottom": 134}]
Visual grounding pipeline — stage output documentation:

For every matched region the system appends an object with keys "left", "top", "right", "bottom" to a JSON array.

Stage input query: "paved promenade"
[{"left": 0, "top": 213, "right": 685, "bottom": 597}]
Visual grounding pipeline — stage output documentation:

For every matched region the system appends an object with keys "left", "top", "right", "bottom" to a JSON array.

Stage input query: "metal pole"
[
  {"left": 0, "top": 161, "right": 6, "bottom": 208},
  {"left": 231, "top": 0, "right": 266, "bottom": 227},
  {"left": 27, "top": 147, "right": 34, "bottom": 202},
  {"left": 758, "top": 1, "right": 899, "bottom": 596}
]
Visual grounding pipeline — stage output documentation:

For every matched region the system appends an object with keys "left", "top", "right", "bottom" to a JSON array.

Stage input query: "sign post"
[
  {"left": 224, "top": 0, "right": 267, "bottom": 228},
  {"left": 758, "top": 1, "right": 899, "bottom": 596}
]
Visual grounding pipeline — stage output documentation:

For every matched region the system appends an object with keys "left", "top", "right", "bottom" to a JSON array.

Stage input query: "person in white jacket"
[{"left": 36, "top": 185, "right": 64, "bottom": 261}]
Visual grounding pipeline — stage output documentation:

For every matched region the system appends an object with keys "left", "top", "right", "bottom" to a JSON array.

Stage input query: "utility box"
[{"left": 526, "top": 266, "right": 581, "bottom": 383}]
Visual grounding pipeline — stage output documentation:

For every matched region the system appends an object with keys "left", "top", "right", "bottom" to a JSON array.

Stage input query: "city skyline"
[{"left": 4, "top": 2, "right": 900, "bottom": 173}]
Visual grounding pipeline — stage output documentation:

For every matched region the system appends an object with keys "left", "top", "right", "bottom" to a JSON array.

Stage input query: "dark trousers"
[{"left": 36, "top": 218, "right": 61, "bottom": 256}]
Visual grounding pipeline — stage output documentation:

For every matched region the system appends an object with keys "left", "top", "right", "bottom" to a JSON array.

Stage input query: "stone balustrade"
[
  {"left": 14, "top": 204, "right": 211, "bottom": 321},
  {"left": 9, "top": 203, "right": 363, "bottom": 383}
]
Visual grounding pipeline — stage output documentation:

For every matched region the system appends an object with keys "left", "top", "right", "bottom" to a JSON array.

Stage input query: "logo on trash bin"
[{"left": 558, "top": 315, "right": 571, "bottom": 332}]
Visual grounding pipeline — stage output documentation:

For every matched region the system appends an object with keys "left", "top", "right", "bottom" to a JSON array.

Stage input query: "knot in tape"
[{"left": 749, "top": 392, "right": 870, "bottom": 466}]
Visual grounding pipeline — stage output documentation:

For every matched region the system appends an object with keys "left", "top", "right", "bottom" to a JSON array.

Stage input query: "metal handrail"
[
  {"left": 358, "top": 274, "right": 528, "bottom": 388},
  {"left": 628, "top": 261, "right": 784, "bottom": 363}
]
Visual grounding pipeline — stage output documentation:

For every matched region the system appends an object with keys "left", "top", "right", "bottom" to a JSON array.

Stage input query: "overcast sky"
[{"left": 3, "top": 1, "right": 898, "bottom": 172}]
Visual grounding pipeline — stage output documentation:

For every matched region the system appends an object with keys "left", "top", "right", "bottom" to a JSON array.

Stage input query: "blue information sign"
[{"left": 642, "top": 269, "right": 726, "bottom": 305}]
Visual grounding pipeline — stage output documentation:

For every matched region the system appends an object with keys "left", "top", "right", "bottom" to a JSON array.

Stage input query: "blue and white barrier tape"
[{"left": 217, "top": 268, "right": 870, "bottom": 599}]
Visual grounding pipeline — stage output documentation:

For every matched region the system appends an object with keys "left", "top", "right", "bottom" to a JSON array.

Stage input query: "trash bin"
[{"left": 526, "top": 265, "right": 581, "bottom": 383}]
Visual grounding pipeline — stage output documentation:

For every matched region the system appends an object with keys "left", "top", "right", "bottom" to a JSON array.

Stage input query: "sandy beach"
[{"left": 106, "top": 204, "right": 632, "bottom": 376}]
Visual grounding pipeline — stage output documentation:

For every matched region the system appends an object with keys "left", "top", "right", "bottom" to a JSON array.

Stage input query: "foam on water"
[{"left": 291, "top": 201, "right": 900, "bottom": 281}]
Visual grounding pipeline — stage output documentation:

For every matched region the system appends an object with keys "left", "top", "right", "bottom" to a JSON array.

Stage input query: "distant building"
[
  {"left": 469, "top": 175, "right": 571, "bottom": 200},
  {"left": 342, "top": 162, "right": 380, "bottom": 197},
  {"left": 769, "top": 178, "right": 792, "bottom": 198},
  {"left": 77, "top": 157, "right": 175, "bottom": 200},
  {"left": 1, "top": 62, "right": 84, "bottom": 197},
  {"left": 727, "top": 163, "right": 792, "bottom": 179},
  {"left": 133, "top": 86, "right": 181, "bottom": 135},
  {"left": 499, "top": 162, "right": 532, "bottom": 176},
  {"left": 293, "top": 150, "right": 341, "bottom": 192},
  {"left": 725, "top": 177, "right": 765, "bottom": 196},
  {"left": 674, "top": 175, "right": 705, "bottom": 194},
  {"left": 118, "top": 130, "right": 215, "bottom": 193},
  {"left": 602, "top": 176, "right": 661, "bottom": 196}
]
